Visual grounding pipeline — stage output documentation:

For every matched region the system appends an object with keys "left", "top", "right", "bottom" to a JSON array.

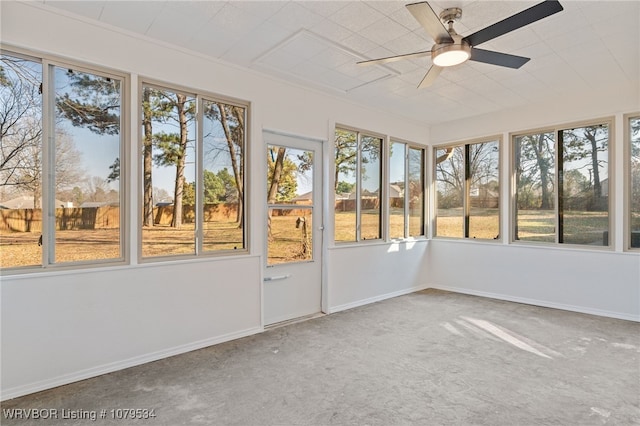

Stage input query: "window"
[
  {"left": 514, "top": 131, "right": 555, "bottom": 243},
  {"left": 513, "top": 120, "right": 611, "bottom": 246},
  {"left": 141, "top": 82, "right": 246, "bottom": 259},
  {"left": 434, "top": 139, "right": 500, "bottom": 239},
  {"left": 389, "top": 141, "right": 425, "bottom": 239},
  {"left": 1, "top": 51, "right": 125, "bottom": 271},
  {"left": 334, "top": 127, "right": 382, "bottom": 242},
  {"left": 629, "top": 115, "right": 640, "bottom": 249}
]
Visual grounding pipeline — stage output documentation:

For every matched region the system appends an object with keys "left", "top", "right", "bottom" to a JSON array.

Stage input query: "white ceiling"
[{"left": 40, "top": 0, "right": 639, "bottom": 126}]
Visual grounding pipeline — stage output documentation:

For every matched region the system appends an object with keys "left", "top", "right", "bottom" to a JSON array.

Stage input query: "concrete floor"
[{"left": 2, "top": 289, "right": 639, "bottom": 425}]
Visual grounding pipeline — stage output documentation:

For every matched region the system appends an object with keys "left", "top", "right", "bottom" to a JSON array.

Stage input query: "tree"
[
  {"left": 0, "top": 55, "right": 43, "bottom": 206},
  {"left": 54, "top": 131, "right": 85, "bottom": 201},
  {"left": 336, "top": 181, "right": 355, "bottom": 194},
  {"left": 631, "top": 119, "right": 640, "bottom": 216},
  {"left": 435, "top": 146, "right": 463, "bottom": 207},
  {"left": 515, "top": 133, "right": 554, "bottom": 210},
  {"left": 54, "top": 67, "right": 121, "bottom": 207},
  {"left": 56, "top": 70, "right": 121, "bottom": 135},
  {"left": 216, "top": 168, "right": 237, "bottom": 202},
  {"left": 106, "top": 158, "right": 120, "bottom": 183},
  {"left": 435, "top": 142, "right": 498, "bottom": 210},
  {"left": 153, "top": 187, "right": 171, "bottom": 204},
  {"left": 334, "top": 129, "right": 357, "bottom": 191},
  {"left": 206, "top": 102, "right": 245, "bottom": 227},
  {"left": 563, "top": 126, "right": 608, "bottom": 211},
  {"left": 84, "top": 176, "right": 112, "bottom": 203},
  {"left": 334, "top": 129, "right": 381, "bottom": 192},
  {"left": 142, "top": 88, "right": 195, "bottom": 228},
  {"left": 182, "top": 181, "right": 195, "bottom": 206},
  {"left": 203, "top": 169, "right": 225, "bottom": 204},
  {"left": 142, "top": 87, "right": 155, "bottom": 226}
]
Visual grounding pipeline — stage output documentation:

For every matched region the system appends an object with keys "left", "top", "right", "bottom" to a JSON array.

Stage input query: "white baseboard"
[
  {"left": 1, "top": 326, "right": 263, "bottom": 402},
  {"left": 327, "top": 283, "right": 430, "bottom": 314},
  {"left": 428, "top": 284, "right": 640, "bottom": 322}
]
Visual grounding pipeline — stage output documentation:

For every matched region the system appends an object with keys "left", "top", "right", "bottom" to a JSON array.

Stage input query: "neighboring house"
[
  {"left": 292, "top": 191, "right": 313, "bottom": 204},
  {"left": 600, "top": 178, "right": 609, "bottom": 197},
  {"left": 79, "top": 201, "right": 119, "bottom": 208},
  {"left": 0, "top": 195, "right": 67, "bottom": 209},
  {"left": 470, "top": 187, "right": 499, "bottom": 208},
  {"left": 389, "top": 184, "right": 404, "bottom": 199}
]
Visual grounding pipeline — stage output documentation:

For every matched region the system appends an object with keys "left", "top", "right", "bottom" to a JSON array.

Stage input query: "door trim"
[{"left": 262, "top": 129, "right": 326, "bottom": 325}]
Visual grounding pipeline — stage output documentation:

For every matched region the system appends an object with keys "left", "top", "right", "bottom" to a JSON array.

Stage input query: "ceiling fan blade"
[
  {"left": 463, "top": 0, "right": 563, "bottom": 47},
  {"left": 417, "top": 65, "right": 442, "bottom": 89},
  {"left": 406, "top": 2, "right": 454, "bottom": 44},
  {"left": 357, "top": 50, "right": 432, "bottom": 66},
  {"left": 469, "top": 48, "right": 530, "bottom": 69}
]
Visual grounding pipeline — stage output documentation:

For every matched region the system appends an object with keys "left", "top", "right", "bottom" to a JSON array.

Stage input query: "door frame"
[{"left": 262, "top": 129, "right": 327, "bottom": 326}]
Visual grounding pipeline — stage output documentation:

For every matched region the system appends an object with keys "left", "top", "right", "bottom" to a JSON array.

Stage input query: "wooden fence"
[{"left": 0, "top": 203, "right": 241, "bottom": 232}]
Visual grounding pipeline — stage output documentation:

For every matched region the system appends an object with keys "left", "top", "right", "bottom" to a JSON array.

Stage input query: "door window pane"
[
  {"left": 268, "top": 208, "right": 313, "bottom": 265},
  {"left": 267, "top": 145, "right": 314, "bottom": 265}
]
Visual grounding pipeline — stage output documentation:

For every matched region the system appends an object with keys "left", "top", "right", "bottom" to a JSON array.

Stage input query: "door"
[{"left": 263, "top": 130, "right": 323, "bottom": 326}]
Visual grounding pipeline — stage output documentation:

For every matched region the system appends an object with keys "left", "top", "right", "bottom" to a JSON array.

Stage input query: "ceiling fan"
[{"left": 358, "top": 0, "right": 563, "bottom": 88}]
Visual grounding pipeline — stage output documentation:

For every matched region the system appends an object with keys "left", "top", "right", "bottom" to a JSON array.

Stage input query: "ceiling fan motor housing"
[
  {"left": 439, "top": 7, "right": 463, "bottom": 25},
  {"left": 431, "top": 34, "right": 471, "bottom": 67}
]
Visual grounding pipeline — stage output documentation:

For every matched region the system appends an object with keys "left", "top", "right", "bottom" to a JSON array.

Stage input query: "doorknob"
[{"left": 264, "top": 274, "right": 291, "bottom": 282}]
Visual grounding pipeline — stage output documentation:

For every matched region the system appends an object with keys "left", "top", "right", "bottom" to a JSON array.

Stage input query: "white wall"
[
  {"left": 428, "top": 85, "right": 640, "bottom": 322},
  {"left": 2, "top": 0, "right": 638, "bottom": 402},
  {"left": 0, "top": 1, "right": 430, "bottom": 400},
  {"left": 326, "top": 241, "right": 431, "bottom": 313},
  {"left": 427, "top": 241, "right": 639, "bottom": 320},
  {"left": 1, "top": 258, "right": 263, "bottom": 400}
]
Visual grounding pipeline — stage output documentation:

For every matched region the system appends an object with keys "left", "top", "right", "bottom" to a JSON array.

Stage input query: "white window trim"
[
  {"left": 509, "top": 116, "right": 615, "bottom": 250},
  {"left": 0, "top": 47, "right": 130, "bottom": 274}
]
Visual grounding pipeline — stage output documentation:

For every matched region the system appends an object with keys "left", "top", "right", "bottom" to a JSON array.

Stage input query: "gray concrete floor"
[{"left": 2, "top": 289, "right": 639, "bottom": 425}]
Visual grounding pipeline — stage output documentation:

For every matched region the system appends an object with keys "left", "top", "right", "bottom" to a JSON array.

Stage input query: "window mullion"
[
  {"left": 464, "top": 144, "right": 471, "bottom": 238},
  {"left": 42, "top": 62, "right": 55, "bottom": 266},
  {"left": 557, "top": 130, "right": 564, "bottom": 244},
  {"left": 195, "top": 97, "right": 203, "bottom": 255},
  {"left": 356, "top": 133, "right": 362, "bottom": 241},
  {"left": 404, "top": 146, "right": 410, "bottom": 238}
]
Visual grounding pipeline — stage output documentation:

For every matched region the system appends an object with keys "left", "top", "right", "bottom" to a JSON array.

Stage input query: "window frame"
[
  {"left": 625, "top": 112, "right": 640, "bottom": 252},
  {"left": 333, "top": 125, "right": 385, "bottom": 244},
  {"left": 138, "top": 78, "right": 250, "bottom": 263},
  {"left": 0, "top": 47, "right": 129, "bottom": 274},
  {"left": 389, "top": 138, "right": 427, "bottom": 240},
  {"left": 510, "top": 117, "right": 614, "bottom": 249},
  {"left": 432, "top": 136, "right": 502, "bottom": 241}
]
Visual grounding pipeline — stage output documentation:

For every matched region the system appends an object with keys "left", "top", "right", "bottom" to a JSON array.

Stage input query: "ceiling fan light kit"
[
  {"left": 432, "top": 38, "right": 471, "bottom": 67},
  {"left": 357, "top": 0, "right": 564, "bottom": 88}
]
